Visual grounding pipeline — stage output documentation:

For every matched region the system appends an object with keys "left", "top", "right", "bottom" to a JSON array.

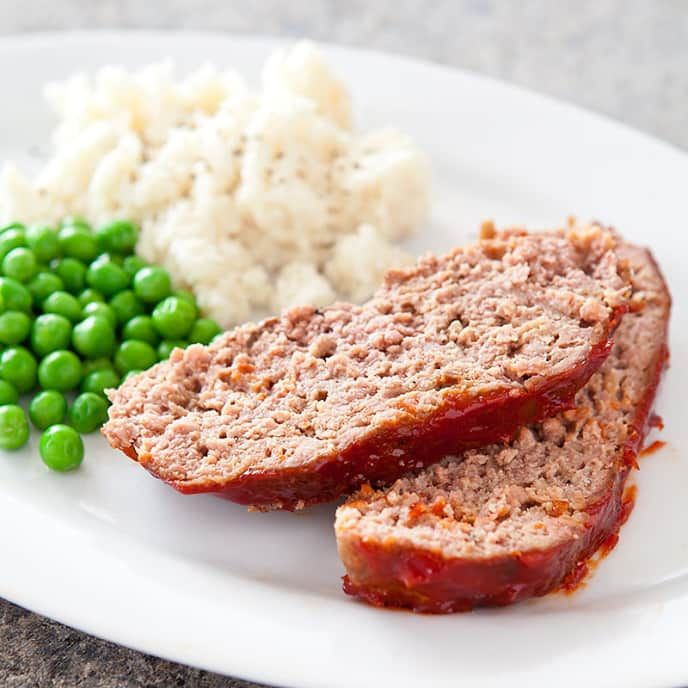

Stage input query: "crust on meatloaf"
[
  {"left": 103, "top": 223, "right": 629, "bottom": 510},
  {"left": 335, "top": 240, "right": 670, "bottom": 612}
]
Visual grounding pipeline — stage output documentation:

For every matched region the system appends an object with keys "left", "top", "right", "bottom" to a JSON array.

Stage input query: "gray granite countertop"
[{"left": 0, "top": 1, "right": 686, "bottom": 686}]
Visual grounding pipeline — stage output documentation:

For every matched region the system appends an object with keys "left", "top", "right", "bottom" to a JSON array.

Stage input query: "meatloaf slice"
[
  {"left": 336, "top": 241, "right": 670, "bottom": 612},
  {"left": 103, "top": 224, "right": 629, "bottom": 510}
]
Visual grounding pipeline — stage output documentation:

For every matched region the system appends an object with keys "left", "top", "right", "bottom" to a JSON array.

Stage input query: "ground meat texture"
[
  {"left": 103, "top": 224, "right": 629, "bottom": 510},
  {"left": 335, "top": 240, "right": 670, "bottom": 612}
]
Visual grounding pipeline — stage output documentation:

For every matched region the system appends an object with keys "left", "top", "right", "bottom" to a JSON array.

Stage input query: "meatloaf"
[
  {"left": 103, "top": 224, "right": 629, "bottom": 510},
  {"left": 336, "top": 240, "right": 670, "bottom": 612}
]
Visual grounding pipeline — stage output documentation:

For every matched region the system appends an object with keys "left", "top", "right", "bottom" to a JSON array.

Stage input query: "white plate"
[{"left": 0, "top": 31, "right": 686, "bottom": 688}]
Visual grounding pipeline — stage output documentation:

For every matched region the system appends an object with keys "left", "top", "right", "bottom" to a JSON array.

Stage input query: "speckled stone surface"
[{"left": 0, "top": 2, "right": 686, "bottom": 686}]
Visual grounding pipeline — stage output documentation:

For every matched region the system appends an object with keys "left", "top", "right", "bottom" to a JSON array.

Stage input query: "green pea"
[
  {"left": 2, "top": 247, "right": 37, "bottom": 283},
  {"left": 53, "top": 257, "right": 87, "bottom": 294},
  {"left": 157, "top": 339, "right": 187, "bottom": 360},
  {"left": 81, "top": 301, "right": 117, "bottom": 328},
  {"left": 109, "top": 290, "right": 145, "bottom": 326},
  {"left": 81, "top": 368, "right": 120, "bottom": 398},
  {"left": 96, "top": 252, "right": 124, "bottom": 266},
  {"left": 1, "top": 222, "right": 25, "bottom": 234},
  {"left": 60, "top": 216, "right": 92, "bottom": 232},
  {"left": 28, "top": 272, "right": 65, "bottom": 304},
  {"left": 77, "top": 288, "right": 104, "bottom": 306},
  {"left": 38, "top": 350, "right": 83, "bottom": 392},
  {"left": 0, "top": 405, "right": 29, "bottom": 450},
  {"left": 123, "top": 255, "right": 147, "bottom": 277},
  {"left": 132, "top": 266, "right": 172, "bottom": 304},
  {"left": 0, "top": 277, "right": 32, "bottom": 313},
  {"left": 0, "top": 346, "right": 37, "bottom": 393},
  {"left": 0, "top": 379, "right": 18, "bottom": 405},
  {"left": 29, "top": 390, "right": 67, "bottom": 430},
  {"left": 42, "top": 291, "right": 82, "bottom": 323},
  {"left": 188, "top": 318, "right": 222, "bottom": 345},
  {"left": 95, "top": 220, "right": 138, "bottom": 255},
  {"left": 81, "top": 358, "right": 115, "bottom": 376},
  {"left": 171, "top": 289, "right": 197, "bottom": 313},
  {"left": 26, "top": 225, "right": 60, "bottom": 263},
  {"left": 72, "top": 315, "right": 116, "bottom": 358},
  {"left": 114, "top": 340, "right": 157, "bottom": 374},
  {"left": 86, "top": 256, "right": 130, "bottom": 296},
  {"left": 31, "top": 314, "right": 72, "bottom": 357},
  {"left": 58, "top": 226, "right": 98, "bottom": 263},
  {"left": 122, "top": 315, "right": 159, "bottom": 346},
  {"left": 151, "top": 296, "right": 196, "bottom": 339},
  {"left": 0, "top": 311, "right": 32, "bottom": 346},
  {"left": 0, "top": 228, "right": 28, "bottom": 262},
  {"left": 68, "top": 392, "right": 109, "bottom": 433},
  {"left": 122, "top": 369, "right": 143, "bottom": 382},
  {"left": 39, "top": 424, "right": 84, "bottom": 471}
]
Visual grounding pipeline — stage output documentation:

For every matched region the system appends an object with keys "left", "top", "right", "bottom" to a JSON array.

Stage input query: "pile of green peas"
[{"left": 0, "top": 218, "right": 221, "bottom": 471}]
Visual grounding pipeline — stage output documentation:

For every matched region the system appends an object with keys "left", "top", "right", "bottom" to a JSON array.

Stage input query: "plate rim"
[{"left": 0, "top": 28, "right": 686, "bottom": 688}]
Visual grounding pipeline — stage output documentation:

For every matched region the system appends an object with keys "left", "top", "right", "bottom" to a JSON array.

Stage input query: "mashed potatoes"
[{"left": 0, "top": 43, "right": 430, "bottom": 327}]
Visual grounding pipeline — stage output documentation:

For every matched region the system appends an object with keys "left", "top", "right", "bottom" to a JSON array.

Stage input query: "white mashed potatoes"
[{"left": 0, "top": 43, "right": 430, "bottom": 327}]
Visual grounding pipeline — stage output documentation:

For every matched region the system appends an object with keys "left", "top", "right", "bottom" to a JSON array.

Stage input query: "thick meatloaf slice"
[
  {"left": 336, "top": 241, "right": 670, "bottom": 612},
  {"left": 103, "top": 224, "right": 629, "bottom": 510}
]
